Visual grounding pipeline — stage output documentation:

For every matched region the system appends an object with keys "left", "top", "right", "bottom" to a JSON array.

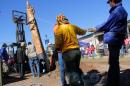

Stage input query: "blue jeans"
[
  {"left": 58, "top": 52, "right": 66, "bottom": 86},
  {"left": 29, "top": 57, "right": 40, "bottom": 77}
]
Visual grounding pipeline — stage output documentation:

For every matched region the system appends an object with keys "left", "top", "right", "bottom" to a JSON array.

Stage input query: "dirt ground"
[{"left": 3, "top": 56, "right": 130, "bottom": 86}]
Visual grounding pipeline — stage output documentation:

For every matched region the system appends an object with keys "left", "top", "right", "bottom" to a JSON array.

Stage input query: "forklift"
[{"left": 12, "top": 10, "right": 29, "bottom": 78}]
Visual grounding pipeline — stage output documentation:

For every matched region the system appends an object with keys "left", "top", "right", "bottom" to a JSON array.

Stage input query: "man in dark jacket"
[
  {"left": 17, "top": 42, "right": 26, "bottom": 79},
  {"left": 88, "top": 0, "right": 127, "bottom": 86},
  {"left": 0, "top": 43, "right": 9, "bottom": 77},
  {"left": 0, "top": 43, "right": 8, "bottom": 62}
]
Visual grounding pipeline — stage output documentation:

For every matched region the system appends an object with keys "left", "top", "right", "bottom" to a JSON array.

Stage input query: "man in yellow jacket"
[{"left": 54, "top": 14, "right": 86, "bottom": 86}]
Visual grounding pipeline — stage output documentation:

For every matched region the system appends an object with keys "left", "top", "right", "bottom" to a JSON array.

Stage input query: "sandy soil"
[{"left": 3, "top": 56, "right": 130, "bottom": 86}]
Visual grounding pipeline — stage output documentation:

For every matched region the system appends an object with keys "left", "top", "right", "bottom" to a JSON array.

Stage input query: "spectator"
[
  {"left": 17, "top": 42, "right": 26, "bottom": 79},
  {"left": 86, "top": 45, "right": 91, "bottom": 57},
  {"left": 80, "top": 47, "right": 85, "bottom": 58},
  {"left": 57, "top": 52, "right": 67, "bottom": 86},
  {"left": 47, "top": 43, "right": 56, "bottom": 71},
  {"left": 128, "top": 42, "right": 130, "bottom": 56},
  {"left": 26, "top": 42, "right": 40, "bottom": 78},
  {"left": 0, "top": 43, "right": 8, "bottom": 62},
  {"left": 0, "top": 43, "right": 9, "bottom": 77},
  {"left": 98, "top": 41, "right": 104, "bottom": 57},
  {"left": 91, "top": 44, "right": 96, "bottom": 58}
]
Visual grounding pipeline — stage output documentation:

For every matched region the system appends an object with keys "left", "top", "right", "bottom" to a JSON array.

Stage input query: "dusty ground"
[{"left": 3, "top": 56, "right": 130, "bottom": 86}]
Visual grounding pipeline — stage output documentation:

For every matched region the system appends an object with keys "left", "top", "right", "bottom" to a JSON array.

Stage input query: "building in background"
[
  {"left": 78, "top": 32, "right": 104, "bottom": 57},
  {"left": 79, "top": 20, "right": 130, "bottom": 57}
]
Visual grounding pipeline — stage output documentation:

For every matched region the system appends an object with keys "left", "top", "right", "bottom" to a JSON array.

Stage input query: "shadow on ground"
[
  {"left": 82, "top": 70, "right": 105, "bottom": 86},
  {"left": 3, "top": 69, "right": 130, "bottom": 86},
  {"left": 82, "top": 69, "right": 130, "bottom": 86},
  {"left": 3, "top": 74, "right": 28, "bottom": 85},
  {"left": 120, "top": 69, "right": 130, "bottom": 86}
]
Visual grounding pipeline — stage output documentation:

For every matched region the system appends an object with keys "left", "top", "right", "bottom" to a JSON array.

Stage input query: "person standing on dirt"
[
  {"left": 54, "top": 14, "right": 87, "bottom": 86},
  {"left": 0, "top": 43, "right": 9, "bottom": 78},
  {"left": 17, "top": 42, "right": 26, "bottom": 79},
  {"left": 47, "top": 43, "right": 56, "bottom": 71},
  {"left": 26, "top": 42, "right": 40, "bottom": 78},
  {"left": 88, "top": 0, "right": 128, "bottom": 86},
  {"left": 0, "top": 43, "right": 8, "bottom": 62}
]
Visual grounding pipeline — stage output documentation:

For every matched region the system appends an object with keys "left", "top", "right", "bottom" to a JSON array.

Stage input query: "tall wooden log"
[
  {"left": 26, "top": 1, "right": 50, "bottom": 72},
  {"left": 26, "top": 0, "right": 45, "bottom": 55}
]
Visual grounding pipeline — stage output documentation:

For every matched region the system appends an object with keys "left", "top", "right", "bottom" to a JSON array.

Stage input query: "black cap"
[{"left": 107, "top": 0, "right": 110, "bottom": 3}]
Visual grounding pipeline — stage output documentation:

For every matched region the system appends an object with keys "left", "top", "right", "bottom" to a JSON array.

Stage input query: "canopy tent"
[{"left": 78, "top": 41, "right": 90, "bottom": 47}]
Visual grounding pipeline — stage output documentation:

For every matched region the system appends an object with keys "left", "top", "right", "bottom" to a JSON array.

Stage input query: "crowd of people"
[
  {"left": 0, "top": 42, "right": 57, "bottom": 80},
  {"left": 80, "top": 44, "right": 96, "bottom": 58}
]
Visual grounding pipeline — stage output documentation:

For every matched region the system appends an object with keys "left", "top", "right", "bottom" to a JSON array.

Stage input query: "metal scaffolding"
[{"left": 12, "top": 10, "right": 27, "bottom": 44}]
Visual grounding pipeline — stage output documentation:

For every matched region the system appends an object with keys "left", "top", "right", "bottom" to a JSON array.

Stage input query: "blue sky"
[{"left": 0, "top": 0, "right": 130, "bottom": 47}]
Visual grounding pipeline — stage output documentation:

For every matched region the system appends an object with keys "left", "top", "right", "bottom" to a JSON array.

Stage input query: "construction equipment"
[
  {"left": 12, "top": 10, "right": 27, "bottom": 79},
  {"left": 12, "top": 10, "right": 27, "bottom": 44}
]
